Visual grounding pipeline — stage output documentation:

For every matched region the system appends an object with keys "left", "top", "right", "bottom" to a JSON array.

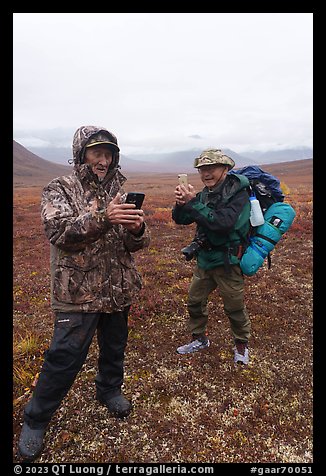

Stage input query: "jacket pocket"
[
  {"left": 53, "top": 253, "right": 99, "bottom": 304},
  {"left": 118, "top": 254, "right": 142, "bottom": 291}
]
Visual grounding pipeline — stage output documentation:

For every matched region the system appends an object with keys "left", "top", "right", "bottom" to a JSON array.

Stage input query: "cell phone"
[
  {"left": 125, "top": 192, "right": 145, "bottom": 209},
  {"left": 178, "top": 174, "right": 188, "bottom": 186}
]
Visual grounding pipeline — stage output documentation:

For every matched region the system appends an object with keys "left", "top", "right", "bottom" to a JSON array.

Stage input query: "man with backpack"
[{"left": 172, "top": 149, "right": 252, "bottom": 364}]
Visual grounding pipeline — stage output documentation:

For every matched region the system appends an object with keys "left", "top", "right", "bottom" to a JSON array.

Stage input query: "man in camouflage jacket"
[{"left": 18, "top": 125, "right": 150, "bottom": 461}]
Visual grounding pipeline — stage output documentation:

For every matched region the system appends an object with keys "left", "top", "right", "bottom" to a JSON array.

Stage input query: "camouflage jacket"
[{"left": 41, "top": 125, "right": 150, "bottom": 313}]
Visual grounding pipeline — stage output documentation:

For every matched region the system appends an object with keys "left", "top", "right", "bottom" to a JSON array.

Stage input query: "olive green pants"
[{"left": 187, "top": 264, "right": 251, "bottom": 342}]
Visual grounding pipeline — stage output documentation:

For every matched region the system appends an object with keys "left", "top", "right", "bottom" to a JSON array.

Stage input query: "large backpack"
[{"left": 229, "top": 165, "right": 296, "bottom": 276}]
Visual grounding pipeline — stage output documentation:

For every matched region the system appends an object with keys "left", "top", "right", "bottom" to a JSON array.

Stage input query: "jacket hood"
[{"left": 72, "top": 125, "right": 120, "bottom": 169}]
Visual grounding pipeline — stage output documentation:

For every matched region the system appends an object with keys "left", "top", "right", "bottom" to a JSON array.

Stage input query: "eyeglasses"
[{"left": 197, "top": 165, "right": 225, "bottom": 173}]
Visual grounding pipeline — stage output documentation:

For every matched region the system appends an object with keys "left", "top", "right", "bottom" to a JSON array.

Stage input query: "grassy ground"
[{"left": 12, "top": 174, "right": 313, "bottom": 463}]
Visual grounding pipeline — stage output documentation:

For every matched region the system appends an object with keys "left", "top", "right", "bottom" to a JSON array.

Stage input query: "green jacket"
[{"left": 172, "top": 174, "right": 250, "bottom": 270}]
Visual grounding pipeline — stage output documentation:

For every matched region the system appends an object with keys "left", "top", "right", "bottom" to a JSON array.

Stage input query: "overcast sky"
[{"left": 13, "top": 13, "right": 313, "bottom": 155}]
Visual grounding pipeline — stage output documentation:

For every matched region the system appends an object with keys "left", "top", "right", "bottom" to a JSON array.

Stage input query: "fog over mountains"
[
  {"left": 13, "top": 139, "right": 313, "bottom": 189},
  {"left": 26, "top": 144, "right": 313, "bottom": 174}
]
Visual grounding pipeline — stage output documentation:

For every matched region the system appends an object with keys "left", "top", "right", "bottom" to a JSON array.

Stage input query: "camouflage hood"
[{"left": 72, "top": 125, "right": 120, "bottom": 169}]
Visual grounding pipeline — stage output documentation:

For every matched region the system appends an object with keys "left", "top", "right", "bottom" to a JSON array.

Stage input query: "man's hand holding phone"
[
  {"left": 106, "top": 192, "right": 145, "bottom": 233},
  {"left": 175, "top": 174, "right": 196, "bottom": 205}
]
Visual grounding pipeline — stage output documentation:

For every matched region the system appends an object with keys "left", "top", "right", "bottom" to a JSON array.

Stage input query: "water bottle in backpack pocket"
[
  {"left": 240, "top": 202, "right": 296, "bottom": 276},
  {"left": 249, "top": 194, "right": 265, "bottom": 226}
]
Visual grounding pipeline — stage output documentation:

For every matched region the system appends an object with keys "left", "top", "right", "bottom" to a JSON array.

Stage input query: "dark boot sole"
[
  {"left": 96, "top": 397, "right": 132, "bottom": 418},
  {"left": 17, "top": 447, "right": 43, "bottom": 462}
]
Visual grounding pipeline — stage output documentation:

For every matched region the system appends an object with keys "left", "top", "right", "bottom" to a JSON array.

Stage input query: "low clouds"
[{"left": 13, "top": 13, "right": 313, "bottom": 154}]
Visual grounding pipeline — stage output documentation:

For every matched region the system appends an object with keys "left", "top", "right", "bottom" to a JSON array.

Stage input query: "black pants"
[{"left": 24, "top": 307, "right": 129, "bottom": 428}]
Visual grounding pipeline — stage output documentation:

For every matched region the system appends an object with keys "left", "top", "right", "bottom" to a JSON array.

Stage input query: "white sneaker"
[
  {"left": 177, "top": 338, "right": 210, "bottom": 354},
  {"left": 234, "top": 342, "right": 249, "bottom": 365}
]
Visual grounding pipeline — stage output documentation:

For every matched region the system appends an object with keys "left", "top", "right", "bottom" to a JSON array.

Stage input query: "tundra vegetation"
[{"left": 13, "top": 168, "right": 313, "bottom": 463}]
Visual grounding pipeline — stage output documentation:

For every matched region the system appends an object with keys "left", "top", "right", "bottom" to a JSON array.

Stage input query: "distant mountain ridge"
[
  {"left": 13, "top": 140, "right": 72, "bottom": 186},
  {"left": 26, "top": 144, "right": 313, "bottom": 174},
  {"left": 124, "top": 148, "right": 256, "bottom": 172},
  {"left": 243, "top": 147, "right": 313, "bottom": 164},
  {"left": 13, "top": 140, "right": 313, "bottom": 187}
]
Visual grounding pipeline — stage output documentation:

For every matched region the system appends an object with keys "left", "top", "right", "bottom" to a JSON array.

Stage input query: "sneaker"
[
  {"left": 18, "top": 422, "right": 47, "bottom": 461},
  {"left": 177, "top": 337, "right": 210, "bottom": 354},
  {"left": 234, "top": 341, "right": 249, "bottom": 365}
]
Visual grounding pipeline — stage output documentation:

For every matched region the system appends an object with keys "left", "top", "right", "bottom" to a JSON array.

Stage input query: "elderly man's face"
[
  {"left": 84, "top": 146, "right": 113, "bottom": 180},
  {"left": 198, "top": 164, "right": 228, "bottom": 188}
]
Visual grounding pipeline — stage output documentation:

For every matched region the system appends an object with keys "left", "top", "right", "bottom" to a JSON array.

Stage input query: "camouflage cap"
[
  {"left": 85, "top": 132, "right": 120, "bottom": 151},
  {"left": 194, "top": 149, "right": 235, "bottom": 170}
]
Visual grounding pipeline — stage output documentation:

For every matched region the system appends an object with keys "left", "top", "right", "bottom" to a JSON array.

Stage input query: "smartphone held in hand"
[
  {"left": 178, "top": 174, "right": 188, "bottom": 186},
  {"left": 125, "top": 192, "right": 145, "bottom": 209}
]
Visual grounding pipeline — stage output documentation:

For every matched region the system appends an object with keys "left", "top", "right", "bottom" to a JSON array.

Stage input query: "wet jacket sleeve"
[
  {"left": 123, "top": 223, "right": 151, "bottom": 252},
  {"left": 173, "top": 189, "right": 249, "bottom": 235},
  {"left": 41, "top": 181, "right": 113, "bottom": 251},
  {"left": 172, "top": 199, "right": 197, "bottom": 225}
]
